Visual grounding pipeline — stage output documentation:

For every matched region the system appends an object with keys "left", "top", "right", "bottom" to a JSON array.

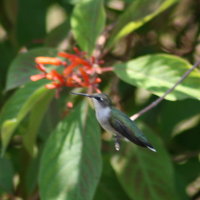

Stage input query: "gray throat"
[{"left": 95, "top": 106, "right": 111, "bottom": 124}]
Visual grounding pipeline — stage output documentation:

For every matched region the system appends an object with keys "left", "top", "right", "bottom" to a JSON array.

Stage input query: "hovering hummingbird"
[{"left": 71, "top": 92, "right": 156, "bottom": 152}]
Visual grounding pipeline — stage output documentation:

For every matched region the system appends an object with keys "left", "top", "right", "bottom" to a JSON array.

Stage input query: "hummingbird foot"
[{"left": 114, "top": 135, "right": 121, "bottom": 151}]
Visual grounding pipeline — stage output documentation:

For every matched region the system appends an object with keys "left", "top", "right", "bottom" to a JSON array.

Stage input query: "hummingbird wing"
[{"left": 109, "top": 108, "right": 156, "bottom": 152}]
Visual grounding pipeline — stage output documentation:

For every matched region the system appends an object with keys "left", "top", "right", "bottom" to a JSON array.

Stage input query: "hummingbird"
[{"left": 71, "top": 92, "right": 156, "bottom": 152}]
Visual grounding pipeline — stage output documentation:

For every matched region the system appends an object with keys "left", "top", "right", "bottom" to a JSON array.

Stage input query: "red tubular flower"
[
  {"left": 79, "top": 67, "right": 89, "bottom": 86},
  {"left": 36, "top": 64, "right": 47, "bottom": 72},
  {"left": 66, "top": 77, "right": 77, "bottom": 87},
  {"left": 74, "top": 57, "right": 91, "bottom": 69},
  {"left": 58, "top": 52, "right": 92, "bottom": 69},
  {"left": 46, "top": 70, "right": 65, "bottom": 84},
  {"left": 70, "top": 75, "right": 84, "bottom": 86},
  {"left": 58, "top": 52, "right": 76, "bottom": 60},
  {"left": 63, "top": 63, "right": 77, "bottom": 76},
  {"left": 30, "top": 47, "right": 105, "bottom": 93}
]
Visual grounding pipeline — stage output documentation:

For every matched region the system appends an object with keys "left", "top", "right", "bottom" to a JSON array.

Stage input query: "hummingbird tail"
[
  {"left": 129, "top": 139, "right": 157, "bottom": 152},
  {"left": 132, "top": 138, "right": 157, "bottom": 152},
  {"left": 128, "top": 136, "right": 157, "bottom": 152},
  {"left": 146, "top": 145, "right": 157, "bottom": 152}
]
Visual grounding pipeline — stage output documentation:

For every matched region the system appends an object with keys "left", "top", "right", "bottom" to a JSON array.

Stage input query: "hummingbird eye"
[{"left": 95, "top": 97, "right": 104, "bottom": 102}]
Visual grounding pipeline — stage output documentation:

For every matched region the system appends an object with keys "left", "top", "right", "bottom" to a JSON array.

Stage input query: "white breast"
[
  {"left": 95, "top": 106, "right": 117, "bottom": 134},
  {"left": 95, "top": 107, "right": 111, "bottom": 123},
  {"left": 92, "top": 98, "right": 115, "bottom": 133}
]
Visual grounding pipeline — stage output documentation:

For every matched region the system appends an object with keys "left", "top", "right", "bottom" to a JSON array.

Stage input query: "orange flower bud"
[
  {"left": 30, "top": 74, "right": 45, "bottom": 81},
  {"left": 45, "top": 82, "right": 61, "bottom": 89},
  {"left": 46, "top": 73, "right": 53, "bottom": 80},
  {"left": 67, "top": 102, "right": 73, "bottom": 108},
  {"left": 35, "top": 57, "right": 63, "bottom": 66},
  {"left": 45, "top": 84, "right": 57, "bottom": 89},
  {"left": 94, "top": 77, "right": 102, "bottom": 83}
]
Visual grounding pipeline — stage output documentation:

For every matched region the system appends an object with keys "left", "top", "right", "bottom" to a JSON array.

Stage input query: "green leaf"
[
  {"left": 94, "top": 155, "right": 131, "bottom": 200},
  {"left": 0, "top": 81, "right": 53, "bottom": 155},
  {"left": 159, "top": 99, "right": 200, "bottom": 140},
  {"left": 0, "top": 42, "right": 16, "bottom": 91},
  {"left": 173, "top": 125, "right": 200, "bottom": 151},
  {"left": 17, "top": 0, "right": 49, "bottom": 46},
  {"left": 22, "top": 90, "right": 54, "bottom": 156},
  {"left": 71, "top": 0, "right": 106, "bottom": 54},
  {"left": 174, "top": 158, "right": 200, "bottom": 200},
  {"left": 175, "top": 157, "right": 200, "bottom": 186},
  {"left": 6, "top": 47, "right": 58, "bottom": 91},
  {"left": 25, "top": 155, "right": 40, "bottom": 195},
  {"left": 111, "top": 124, "right": 179, "bottom": 200},
  {"left": 114, "top": 54, "right": 200, "bottom": 101},
  {"left": 39, "top": 102, "right": 102, "bottom": 200},
  {"left": 106, "top": 0, "right": 177, "bottom": 48},
  {"left": 62, "top": 0, "right": 82, "bottom": 5},
  {"left": 0, "top": 157, "right": 14, "bottom": 194}
]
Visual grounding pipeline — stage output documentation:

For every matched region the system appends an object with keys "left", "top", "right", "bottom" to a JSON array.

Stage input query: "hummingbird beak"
[{"left": 70, "top": 92, "right": 94, "bottom": 98}]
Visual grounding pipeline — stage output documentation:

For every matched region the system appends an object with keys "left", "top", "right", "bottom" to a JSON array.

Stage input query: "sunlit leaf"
[
  {"left": 6, "top": 47, "right": 58, "bottom": 91},
  {"left": 71, "top": 0, "right": 106, "bottom": 54},
  {"left": 39, "top": 102, "right": 102, "bottom": 200},
  {"left": 111, "top": 124, "right": 179, "bottom": 200},
  {"left": 114, "top": 54, "right": 200, "bottom": 101},
  {"left": 0, "top": 81, "right": 53, "bottom": 155},
  {"left": 106, "top": 0, "right": 177, "bottom": 48}
]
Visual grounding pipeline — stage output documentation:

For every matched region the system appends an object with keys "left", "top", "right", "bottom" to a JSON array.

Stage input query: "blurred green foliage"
[{"left": 0, "top": 0, "right": 200, "bottom": 199}]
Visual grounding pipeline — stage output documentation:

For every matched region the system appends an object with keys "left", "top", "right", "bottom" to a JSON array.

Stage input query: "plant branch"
[
  {"left": 130, "top": 60, "right": 200, "bottom": 121},
  {"left": 93, "top": 24, "right": 115, "bottom": 59}
]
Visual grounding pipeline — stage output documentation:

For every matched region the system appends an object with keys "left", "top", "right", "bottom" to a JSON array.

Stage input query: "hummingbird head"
[{"left": 71, "top": 92, "right": 112, "bottom": 109}]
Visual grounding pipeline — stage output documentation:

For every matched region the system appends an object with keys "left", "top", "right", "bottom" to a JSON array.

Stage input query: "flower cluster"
[{"left": 30, "top": 48, "right": 105, "bottom": 92}]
